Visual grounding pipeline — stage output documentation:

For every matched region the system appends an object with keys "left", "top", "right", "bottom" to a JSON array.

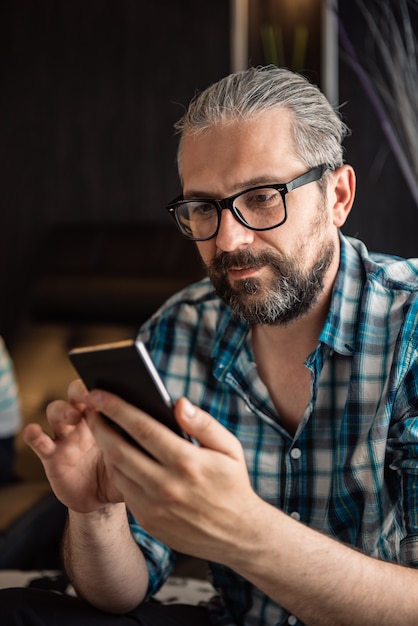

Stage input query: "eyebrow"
[{"left": 184, "top": 176, "right": 284, "bottom": 200}]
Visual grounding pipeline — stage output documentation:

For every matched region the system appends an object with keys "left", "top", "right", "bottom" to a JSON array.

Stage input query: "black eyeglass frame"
[{"left": 166, "top": 163, "right": 332, "bottom": 241}]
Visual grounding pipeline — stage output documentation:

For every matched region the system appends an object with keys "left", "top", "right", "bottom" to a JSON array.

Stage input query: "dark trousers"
[{"left": 0, "top": 588, "right": 212, "bottom": 626}]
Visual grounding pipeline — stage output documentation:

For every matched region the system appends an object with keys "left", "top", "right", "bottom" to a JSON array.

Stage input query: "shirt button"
[
  {"left": 290, "top": 447, "right": 301, "bottom": 460},
  {"left": 288, "top": 615, "right": 298, "bottom": 625},
  {"left": 290, "top": 511, "right": 301, "bottom": 521}
]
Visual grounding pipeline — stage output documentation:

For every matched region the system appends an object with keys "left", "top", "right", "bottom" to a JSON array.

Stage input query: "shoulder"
[
  {"left": 345, "top": 235, "right": 418, "bottom": 293},
  {"left": 334, "top": 236, "right": 418, "bottom": 356}
]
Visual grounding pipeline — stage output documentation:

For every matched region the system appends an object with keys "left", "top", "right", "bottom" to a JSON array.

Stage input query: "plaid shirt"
[{"left": 130, "top": 234, "right": 418, "bottom": 626}]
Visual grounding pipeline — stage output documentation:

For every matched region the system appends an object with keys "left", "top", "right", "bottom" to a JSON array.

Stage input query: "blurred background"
[{"left": 0, "top": 0, "right": 417, "bottom": 572}]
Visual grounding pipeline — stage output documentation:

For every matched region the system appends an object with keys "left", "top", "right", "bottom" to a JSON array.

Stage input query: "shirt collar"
[
  {"left": 320, "top": 233, "right": 364, "bottom": 356},
  {"left": 212, "top": 307, "right": 250, "bottom": 380}
]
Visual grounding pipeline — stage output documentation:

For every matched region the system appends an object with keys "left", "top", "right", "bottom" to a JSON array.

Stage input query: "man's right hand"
[{"left": 23, "top": 378, "right": 123, "bottom": 513}]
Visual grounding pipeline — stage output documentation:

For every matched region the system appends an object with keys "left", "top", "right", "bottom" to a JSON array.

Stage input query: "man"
[
  {"left": 2, "top": 66, "right": 418, "bottom": 625},
  {"left": 0, "top": 336, "right": 21, "bottom": 484}
]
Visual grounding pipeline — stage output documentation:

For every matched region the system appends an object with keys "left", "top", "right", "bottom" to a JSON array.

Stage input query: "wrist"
[{"left": 68, "top": 502, "right": 127, "bottom": 527}]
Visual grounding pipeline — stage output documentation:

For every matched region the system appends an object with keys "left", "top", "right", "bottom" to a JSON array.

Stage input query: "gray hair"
[{"left": 175, "top": 65, "right": 349, "bottom": 179}]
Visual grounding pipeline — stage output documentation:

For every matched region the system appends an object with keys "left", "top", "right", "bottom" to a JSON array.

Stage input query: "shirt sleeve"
[
  {"left": 128, "top": 511, "right": 175, "bottom": 597},
  {"left": 388, "top": 318, "right": 418, "bottom": 566},
  {"left": 0, "top": 337, "right": 22, "bottom": 437}
]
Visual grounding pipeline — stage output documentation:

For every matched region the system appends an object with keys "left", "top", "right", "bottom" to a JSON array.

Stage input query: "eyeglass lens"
[{"left": 176, "top": 186, "right": 285, "bottom": 239}]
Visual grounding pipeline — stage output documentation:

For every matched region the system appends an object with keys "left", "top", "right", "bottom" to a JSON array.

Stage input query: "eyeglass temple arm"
[{"left": 286, "top": 164, "right": 330, "bottom": 193}]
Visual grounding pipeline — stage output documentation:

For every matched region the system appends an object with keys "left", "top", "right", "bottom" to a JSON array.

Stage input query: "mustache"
[{"left": 209, "top": 250, "right": 286, "bottom": 274}]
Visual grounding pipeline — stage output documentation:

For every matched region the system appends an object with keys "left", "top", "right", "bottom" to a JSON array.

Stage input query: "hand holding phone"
[{"left": 68, "top": 339, "right": 184, "bottom": 446}]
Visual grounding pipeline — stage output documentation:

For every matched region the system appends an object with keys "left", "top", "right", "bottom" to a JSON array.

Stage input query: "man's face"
[{"left": 180, "top": 109, "right": 340, "bottom": 326}]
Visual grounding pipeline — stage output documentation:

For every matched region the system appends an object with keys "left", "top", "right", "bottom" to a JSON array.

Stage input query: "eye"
[
  {"left": 255, "top": 191, "right": 276, "bottom": 203},
  {"left": 242, "top": 188, "right": 281, "bottom": 209},
  {"left": 190, "top": 201, "right": 217, "bottom": 219}
]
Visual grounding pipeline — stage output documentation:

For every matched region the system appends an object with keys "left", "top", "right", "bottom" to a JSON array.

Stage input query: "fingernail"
[{"left": 183, "top": 398, "right": 196, "bottom": 418}]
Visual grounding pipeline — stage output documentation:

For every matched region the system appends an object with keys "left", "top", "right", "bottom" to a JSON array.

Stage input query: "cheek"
[{"left": 196, "top": 241, "right": 216, "bottom": 267}]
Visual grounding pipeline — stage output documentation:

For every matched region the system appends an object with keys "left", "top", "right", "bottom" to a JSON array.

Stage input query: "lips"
[
  {"left": 209, "top": 249, "right": 272, "bottom": 280},
  {"left": 228, "top": 266, "right": 262, "bottom": 280}
]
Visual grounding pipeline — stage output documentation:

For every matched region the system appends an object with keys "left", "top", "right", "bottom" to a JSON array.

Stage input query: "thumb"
[{"left": 175, "top": 397, "right": 243, "bottom": 458}]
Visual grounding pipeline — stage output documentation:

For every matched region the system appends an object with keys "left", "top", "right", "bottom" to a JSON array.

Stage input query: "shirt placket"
[{"left": 280, "top": 346, "right": 323, "bottom": 524}]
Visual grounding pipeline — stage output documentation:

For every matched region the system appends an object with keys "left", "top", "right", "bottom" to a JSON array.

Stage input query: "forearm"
[
  {"left": 229, "top": 502, "right": 418, "bottom": 626},
  {"left": 64, "top": 503, "right": 149, "bottom": 613}
]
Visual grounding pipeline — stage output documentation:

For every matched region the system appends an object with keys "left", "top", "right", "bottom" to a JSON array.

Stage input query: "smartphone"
[{"left": 68, "top": 339, "right": 184, "bottom": 446}]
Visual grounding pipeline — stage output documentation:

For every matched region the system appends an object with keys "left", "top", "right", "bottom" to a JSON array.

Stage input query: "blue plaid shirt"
[{"left": 130, "top": 234, "right": 418, "bottom": 626}]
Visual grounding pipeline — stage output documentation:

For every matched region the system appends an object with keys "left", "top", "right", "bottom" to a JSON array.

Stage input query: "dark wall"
[
  {"left": 338, "top": 0, "right": 418, "bottom": 258},
  {"left": 0, "top": 0, "right": 230, "bottom": 341}
]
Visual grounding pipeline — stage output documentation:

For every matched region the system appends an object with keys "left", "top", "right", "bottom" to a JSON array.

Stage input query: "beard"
[{"left": 206, "top": 239, "right": 335, "bottom": 326}]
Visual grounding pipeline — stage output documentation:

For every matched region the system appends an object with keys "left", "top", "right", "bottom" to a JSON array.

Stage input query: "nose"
[{"left": 215, "top": 206, "right": 255, "bottom": 252}]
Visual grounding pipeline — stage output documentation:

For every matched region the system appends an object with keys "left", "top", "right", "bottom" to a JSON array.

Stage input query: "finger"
[
  {"left": 86, "top": 402, "right": 169, "bottom": 494},
  {"left": 175, "top": 398, "right": 243, "bottom": 458},
  {"left": 46, "top": 399, "right": 85, "bottom": 434},
  {"left": 23, "top": 423, "right": 57, "bottom": 460},
  {"left": 44, "top": 379, "right": 88, "bottom": 437},
  {"left": 67, "top": 378, "right": 89, "bottom": 406},
  {"left": 85, "top": 405, "right": 127, "bottom": 449},
  {"left": 87, "top": 389, "right": 189, "bottom": 463}
]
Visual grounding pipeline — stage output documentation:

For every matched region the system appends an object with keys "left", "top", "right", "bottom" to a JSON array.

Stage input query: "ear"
[{"left": 329, "top": 165, "right": 356, "bottom": 228}]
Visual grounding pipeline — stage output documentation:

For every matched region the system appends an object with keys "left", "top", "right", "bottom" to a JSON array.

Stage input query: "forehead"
[
  {"left": 180, "top": 108, "right": 301, "bottom": 194},
  {"left": 182, "top": 107, "right": 295, "bottom": 154}
]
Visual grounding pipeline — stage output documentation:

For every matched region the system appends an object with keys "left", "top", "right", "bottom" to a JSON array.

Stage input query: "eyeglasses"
[{"left": 166, "top": 164, "right": 331, "bottom": 241}]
